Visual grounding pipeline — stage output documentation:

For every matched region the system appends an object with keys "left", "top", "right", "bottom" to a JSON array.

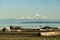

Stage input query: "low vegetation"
[
  {"left": 0, "top": 26, "right": 60, "bottom": 40},
  {"left": 0, "top": 35, "right": 60, "bottom": 40}
]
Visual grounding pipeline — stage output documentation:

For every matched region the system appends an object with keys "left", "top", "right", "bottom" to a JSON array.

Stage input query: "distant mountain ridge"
[{"left": 0, "top": 19, "right": 60, "bottom": 23}]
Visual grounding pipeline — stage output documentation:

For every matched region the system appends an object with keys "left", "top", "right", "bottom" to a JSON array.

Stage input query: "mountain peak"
[{"left": 20, "top": 14, "right": 50, "bottom": 19}]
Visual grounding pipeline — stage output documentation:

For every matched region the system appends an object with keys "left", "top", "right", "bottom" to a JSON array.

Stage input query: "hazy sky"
[{"left": 0, "top": 0, "right": 60, "bottom": 19}]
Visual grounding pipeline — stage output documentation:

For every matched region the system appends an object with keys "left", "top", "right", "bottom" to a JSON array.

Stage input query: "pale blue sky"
[{"left": 0, "top": 0, "right": 60, "bottom": 19}]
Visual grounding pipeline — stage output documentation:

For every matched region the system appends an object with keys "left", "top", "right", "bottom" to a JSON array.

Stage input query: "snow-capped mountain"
[
  {"left": 0, "top": 14, "right": 60, "bottom": 23},
  {"left": 20, "top": 14, "right": 50, "bottom": 19}
]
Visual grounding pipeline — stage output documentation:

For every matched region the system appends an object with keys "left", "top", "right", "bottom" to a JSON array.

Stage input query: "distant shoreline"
[{"left": 22, "top": 22, "right": 60, "bottom": 23}]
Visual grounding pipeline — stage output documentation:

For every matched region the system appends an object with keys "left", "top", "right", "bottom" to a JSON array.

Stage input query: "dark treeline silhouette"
[
  {"left": 10, "top": 26, "right": 23, "bottom": 30},
  {"left": 2, "top": 28, "right": 7, "bottom": 32},
  {"left": 41, "top": 26, "right": 58, "bottom": 29}
]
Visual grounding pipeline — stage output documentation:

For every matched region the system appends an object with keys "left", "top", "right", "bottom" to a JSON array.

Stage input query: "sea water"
[
  {"left": 0, "top": 19, "right": 60, "bottom": 28},
  {"left": 0, "top": 23, "right": 60, "bottom": 28}
]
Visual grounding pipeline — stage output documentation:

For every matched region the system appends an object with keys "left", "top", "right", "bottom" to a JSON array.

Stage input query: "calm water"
[{"left": 0, "top": 23, "right": 60, "bottom": 28}]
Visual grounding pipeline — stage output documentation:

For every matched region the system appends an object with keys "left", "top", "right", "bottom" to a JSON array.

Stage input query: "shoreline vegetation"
[
  {"left": 0, "top": 26, "right": 60, "bottom": 36},
  {"left": 0, "top": 26, "right": 60, "bottom": 40}
]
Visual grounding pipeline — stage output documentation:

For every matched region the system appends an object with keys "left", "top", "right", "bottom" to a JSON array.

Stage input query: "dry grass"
[
  {"left": 0, "top": 35, "right": 60, "bottom": 40},
  {"left": 0, "top": 32, "right": 60, "bottom": 40}
]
